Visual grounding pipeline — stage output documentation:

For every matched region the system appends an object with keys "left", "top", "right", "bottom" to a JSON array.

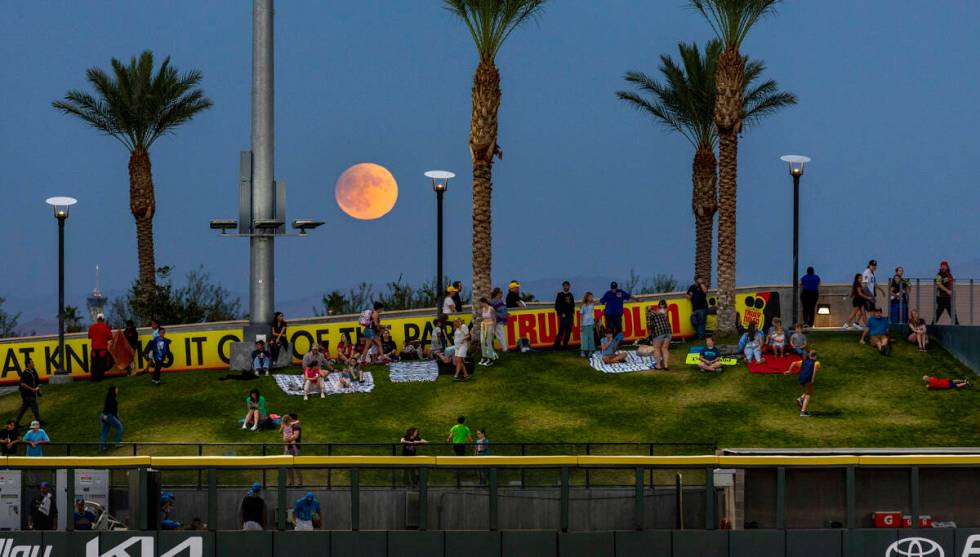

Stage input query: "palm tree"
[
  {"left": 690, "top": 0, "right": 782, "bottom": 335},
  {"left": 444, "top": 0, "right": 547, "bottom": 324},
  {"left": 53, "top": 51, "right": 213, "bottom": 297},
  {"left": 617, "top": 40, "right": 796, "bottom": 288}
]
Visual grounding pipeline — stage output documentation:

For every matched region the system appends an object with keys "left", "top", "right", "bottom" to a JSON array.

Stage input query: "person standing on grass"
[
  {"left": 99, "top": 386, "right": 123, "bottom": 451},
  {"left": 15, "top": 359, "right": 43, "bottom": 427},
  {"left": 799, "top": 266, "right": 821, "bottom": 328},
  {"left": 646, "top": 299, "right": 672, "bottom": 370},
  {"left": 843, "top": 274, "right": 870, "bottom": 330},
  {"left": 600, "top": 282, "right": 631, "bottom": 333},
  {"left": 860, "top": 307, "right": 892, "bottom": 355},
  {"left": 553, "top": 281, "right": 575, "bottom": 350},
  {"left": 478, "top": 298, "right": 498, "bottom": 367},
  {"left": 447, "top": 416, "right": 472, "bottom": 456},
  {"left": 87, "top": 313, "right": 112, "bottom": 382},
  {"left": 889, "top": 267, "right": 910, "bottom": 325},
  {"left": 786, "top": 349, "right": 820, "bottom": 417},
  {"left": 292, "top": 492, "right": 321, "bottom": 531},
  {"left": 270, "top": 312, "right": 289, "bottom": 369},
  {"left": 451, "top": 281, "right": 464, "bottom": 313},
  {"left": 22, "top": 420, "right": 49, "bottom": 457},
  {"left": 506, "top": 281, "right": 526, "bottom": 309},
  {"left": 491, "top": 288, "right": 509, "bottom": 352},
  {"left": 142, "top": 318, "right": 160, "bottom": 374},
  {"left": 239, "top": 482, "right": 266, "bottom": 531},
  {"left": 698, "top": 336, "right": 722, "bottom": 373},
  {"left": 579, "top": 292, "right": 596, "bottom": 358},
  {"left": 150, "top": 327, "right": 172, "bottom": 386},
  {"left": 360, "top": 302, "right": 385, "bottom": 365},
  {"left": 443, "top": 286, "right": 459, "bottom": 315},
  {"left": 934, "top": 261, "right": 959, "bottom": 324},
  {"left": 686, "top": 277, "right": 709, "bottom": 340},
  {"left": 452, "top": 317, "right": 471, "bottom": 381},
  {"left": 401, "top": 427, "right": 429, "bottom": 485},
  {"left": 0, "top": 421, "right": 20, "bottom": 456}
]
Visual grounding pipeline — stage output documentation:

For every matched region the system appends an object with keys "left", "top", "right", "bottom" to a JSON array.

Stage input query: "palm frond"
[
  {"left": 52, "top": 49, "right": 213, "bottom": 152},
  {"left": 689, "top": 0, "right": 781, "bottom": 50},
  {"left": 444, "top": 0, "right": 546, "bottom": 61},
  {"left": 741, "top": 57, "right": 797, "bottom": 127}
]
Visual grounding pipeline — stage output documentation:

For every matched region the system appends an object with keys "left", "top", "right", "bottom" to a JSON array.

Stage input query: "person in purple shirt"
[
  {"left": 599, "top": 281, "right": 632, "bottom": 333},
  {"left": 799, "top": 266, "right": 821, "bottom": 328}
]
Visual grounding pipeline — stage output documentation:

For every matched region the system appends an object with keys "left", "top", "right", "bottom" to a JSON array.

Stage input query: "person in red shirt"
[
  {"left": 923, "top": 376, "right": 969, "bottom": 390},
  {"left": 87, "top": 314, "right": 113, "bottom": 382}
]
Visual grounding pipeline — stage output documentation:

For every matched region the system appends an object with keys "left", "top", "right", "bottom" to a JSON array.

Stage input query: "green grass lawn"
[{"left": 3, "top": 331, "right": 977, "bottom": 456}]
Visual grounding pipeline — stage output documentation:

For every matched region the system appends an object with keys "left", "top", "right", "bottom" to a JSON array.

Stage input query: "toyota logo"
[{"left": 886, "top": 537, "right": 944, "bottom": 557}]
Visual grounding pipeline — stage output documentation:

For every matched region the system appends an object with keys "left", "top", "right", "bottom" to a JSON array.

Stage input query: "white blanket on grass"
[
  {"left": 590, "top": 351, "right": 658, "bottom": 374},
  {"left": 388, "top": 360, "right": 439, "bottom": 383},
  {"left": 274, "top": 372, "right": 375, "bottom": 396}
]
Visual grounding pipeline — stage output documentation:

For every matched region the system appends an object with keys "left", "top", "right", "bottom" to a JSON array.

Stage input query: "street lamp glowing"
[
  {"left": 45, "top": 196, "right": 77, "bottom": 219},
  {"left": 780, "top": 155, "right": 811, "bottom": 177},
  {"left": 425, "top": 170, "right": 455, "bottom": 192}
]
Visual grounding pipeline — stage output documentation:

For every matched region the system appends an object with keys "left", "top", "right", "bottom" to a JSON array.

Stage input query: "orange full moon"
[{"left": 335, "top": 163, "right": 398, "bottom": 220}]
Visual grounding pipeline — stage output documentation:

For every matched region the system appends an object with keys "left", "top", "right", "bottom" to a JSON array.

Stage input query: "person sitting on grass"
[
  {"left": 739, "top": 322, "right": 765, "bottom": 364},
  {"left": 251, "top": 340, "right": 271, "bottom": 376},
  {"left": 923, "top": 375, "right": 970, "bottom": 390},
  {"left": 698, "top": 336, "right": 723, "bottom": 373},
  {"left": 353, "top": 336, "right": 369, "bottom": 364},
  {"left": 767, "top": 318, "right": 786, "bottom": 357},
  {"left": 400, "top": 340, "right": 423, "bottom": 361},
  {"left": 242, "top": 388, "right": 268, "bottom": 431},
  {"left": 789, "top": 323, "right": 807, "bottom": 357},
  {"left": 303, "top": 360, "right": 326, "bottom": 401},
  {"left": 599, "top": 328, "right": 628, "bottom": 364},
  {"left": 337, "top": 333, "right": 355, "bottom": 365},
  {"left": 860, "top": 307, "right": 892, "bottom": 355},
  {"left": 785, "top": 349, "right": 820, "bottom": 417},
  {"left": 907, "top": 309, "right": 929, "bottom": 352},
  {"left": 381, "top": 328, "right": 399, "bottom": 362}
]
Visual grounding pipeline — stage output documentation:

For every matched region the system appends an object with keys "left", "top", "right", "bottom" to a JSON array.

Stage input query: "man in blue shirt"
[
  {"left": 860, "top": 307, "right": 891, "bottom": 355},
  {"left": 686, "top": 277, "right": 709, "bottom": 340},
  {"left": 292, "top": 492, "right": 321, "bottom": 531},
  {"left": 599, "top": 330, "right": 627, "bottom": 364},
  {"left": 151, "top": 327, "right": 172, "bottom": 386},
  {"left": 599, "top": 282, "right": 631, "bottom": 334}
]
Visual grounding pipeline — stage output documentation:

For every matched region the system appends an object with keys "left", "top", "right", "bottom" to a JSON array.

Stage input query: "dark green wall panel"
[
  {"left": 274, "top": 532, "right": 331, "bottom": 555},
  {"left": 389, "top": 531, "right": 445, "bottom": 557},
  {"left": 843, "top": 529, "right": 897, "bottom": 557},
  {"left": 558, "top": 532, "right": 614, "bottom": 557},
  {"left": 786, "top": 529, "right": 841, "bottom": 557},
  {"left": 956, "top": 529, "right": 980, "bottom": 557},
  {"left": 730, "top": 530, "right": 785, "bottom": 557},
  {"left": 43, "top": 531, "right": 99, "bottom": 557},
  {"left": 216, "top": 531, "right": 273, "bottom": 557},
  {"left": 446, "top": 531, "right": 501, "bottom": 557},
  {"left": 672, "top": 530, "right": 727, "bottom": 557},
  {"left": 331, "top": 531, "right": 388, "bottom": 557},
  {"left": 502, "top": 531, "right": 557, "bottom": 557},
  {"left": 614, "top": 530, "right": 671, "bottom": 557}
]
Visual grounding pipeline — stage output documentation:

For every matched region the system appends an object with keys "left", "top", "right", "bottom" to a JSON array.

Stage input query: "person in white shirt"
[
  {"left": 442, "top": 286, "right": 459, "bottom": 315},
  {"left": 861, "top": 259, "right": 879, "bottom": 312},
  {"left": 452, "top": 317, "right": 471, "bottom": 380}
]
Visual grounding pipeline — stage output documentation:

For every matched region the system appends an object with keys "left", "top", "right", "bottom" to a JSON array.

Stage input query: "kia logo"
[{"left": 886, "top": 537, "right": 944, "bottom": 557}]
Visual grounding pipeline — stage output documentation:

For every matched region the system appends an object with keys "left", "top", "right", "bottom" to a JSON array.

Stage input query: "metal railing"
[{"left": 889, "top": 277, "right": 976, "bottom": 325}]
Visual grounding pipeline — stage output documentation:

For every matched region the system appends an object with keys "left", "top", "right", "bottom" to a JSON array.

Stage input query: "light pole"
[
  {"left": 425, "top": 170, "right": 454, "bottom": 309},
  {"left": 780, "top": 155, "right": 811, "bottom": 326},
  {"left": 46, "top": 196, "right": 77, "bottom": 376}
]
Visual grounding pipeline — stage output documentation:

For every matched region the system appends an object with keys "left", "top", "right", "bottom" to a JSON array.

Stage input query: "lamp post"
[
  {"left": 45, "top": 196, "right": 77, "bottom": 376},
  {"left": 425, "top": 171, "right": 455, "bottom": 309},
  {"left": 780, "top": 155, "right": 811, "bottom": 326}
]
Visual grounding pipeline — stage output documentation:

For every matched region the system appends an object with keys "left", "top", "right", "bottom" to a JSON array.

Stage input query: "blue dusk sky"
[{"left": 2, "top": 1, "right": 979, "bottom": 321}]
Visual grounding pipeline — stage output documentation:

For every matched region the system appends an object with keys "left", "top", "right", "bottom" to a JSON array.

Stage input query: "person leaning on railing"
[{"left": 934, "top": 261, "right": 959, "bottom": 324}]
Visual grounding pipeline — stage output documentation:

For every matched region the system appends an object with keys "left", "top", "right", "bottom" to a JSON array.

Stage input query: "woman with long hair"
[
  {"left": 270, "top": 312, "right": 289, "bottom": 368},
  {"left": 242, "top": 388, "right": 267, "bottom": 431},
  {"left": 99, "top": 386, "right": 123, "bottom": 451},
  {"left": 907, "top": 309, "right": 929, "bottom": 352},
  {"left": 646, "top": 299, "right": 672, "bottom": 370},
  {"left": 579, "top": 292, "right": 596, "bottom": 358},
  {"left": 934, "top": 261, "right": 959, "bottom": 324},
  {"left": 844, "top": 273, "right": 870, "bottom": 330}
]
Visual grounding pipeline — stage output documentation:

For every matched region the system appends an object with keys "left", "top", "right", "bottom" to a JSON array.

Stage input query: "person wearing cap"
[
  {"left": 860, "top": 307, "right": 892, "bottom": 355},
  {"left": 160, "top": 492, "right": 181, "bottom": 530},
  {"left": 451, "top": 281, "right": 464, "bottom": 313},
  {"left": 292, "top": 492, "right": 322, "bottom": 531},
  {"left": 240, "top": 482, "right": 267, "bottom": 530},
  {"left": 22, "top": 420, "right": 49, "bottom": 457},
  {"left": 15, "top": 358, "right": 43, "bottom": 427},
  {"left": 443, "top": 286, "right": 459, "bottom": 315},
  {"left": 599, "top": 282, "right": 632, "bottom": 333},
  {"left": 88, "top": 313, "right": 113, "bottom": 382},
  {"left": 861, "top": 260, "right": 880, "bottom": 312},
  {"left": 28, "top": 481, "right": 57, "bottom": 530},
  {"left": 73, "top": 498, "right": 97, "bottom": 530},
  {"left": 505, "top": 281, "right": 525, "bottom": 309}
]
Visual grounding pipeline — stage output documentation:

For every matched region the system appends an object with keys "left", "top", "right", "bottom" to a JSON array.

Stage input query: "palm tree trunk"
[
  {"left": 692, "top": 147, "right": 717, "bottom": 287},
  {"left": 128, "top": 147, "right": 157, "bottom": 298},
  {"left": 469, "top": 59, "right": 502, "bottom": 330},
  {"left": 713, "top": 49, "right": 745, "bottom": 335}
]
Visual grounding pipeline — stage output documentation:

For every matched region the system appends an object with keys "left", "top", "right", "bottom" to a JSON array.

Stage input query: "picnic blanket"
[
  {"left": 590, "top": 351, "right": 658, "bottom": 374},
  {"left": 274, "top": 372, "right": 375, "bottom": 395},
  {"left": 747, "top": 355, "right": 801, "bottom": 374},
  {"left": 389, "top": 360, "right": 439, "bottom": 383},
  {"left": 685, "top": 353, "right": 739, "bottom": 366}
]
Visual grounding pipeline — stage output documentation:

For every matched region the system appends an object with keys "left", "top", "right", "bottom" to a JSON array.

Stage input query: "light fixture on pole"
[
  {"left": 45, "top": 196, "right": 77, "bottom": 378},
  {"left": 425, "top": 170, "right": 455, "bottom": 308},
  {"left": 780, "top": 155, "right": 811, "bottom": 327}
]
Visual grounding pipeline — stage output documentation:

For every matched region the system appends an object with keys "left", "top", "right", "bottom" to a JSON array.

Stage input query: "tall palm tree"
[
  {"left": 617, "top": 40, "right": 796, "bottom": 288},
  {"left": 690, "top": 0, "right": 782, "bottom": 334},
  {"left": 53, "top": 51, "right": 213, "bottom": 297},
  {"left": 444, "top": 0, "right": 547, "bottom": 324}
]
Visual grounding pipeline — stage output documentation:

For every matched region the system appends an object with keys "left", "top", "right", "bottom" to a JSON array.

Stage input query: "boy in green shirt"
[{"left": 447, "top": 416, "right": 472, "bottom": 456}]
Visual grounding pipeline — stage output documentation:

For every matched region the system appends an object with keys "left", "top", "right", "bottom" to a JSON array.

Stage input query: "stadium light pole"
[
  {"left": 426, "top": 171, "right": 455, "bottom": 310},
  {"left": 46, "top": 196, "right": 77, "bottom": 377},
  {"left": 780, "top": 155, "right": 811, "bottom": 326}
]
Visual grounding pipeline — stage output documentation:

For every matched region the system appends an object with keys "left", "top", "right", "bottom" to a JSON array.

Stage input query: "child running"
[{"left": 785, "top": 349, "right": 820, "bottom": 417}]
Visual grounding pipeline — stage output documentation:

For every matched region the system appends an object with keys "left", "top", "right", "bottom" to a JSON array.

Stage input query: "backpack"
[{"left": 358, "top": 309, "right": 373, "bottom": 327}]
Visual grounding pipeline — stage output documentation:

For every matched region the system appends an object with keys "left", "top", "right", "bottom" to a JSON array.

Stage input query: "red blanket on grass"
[{"left": 747, "top": 355, "right": 802, "bottom": 374}]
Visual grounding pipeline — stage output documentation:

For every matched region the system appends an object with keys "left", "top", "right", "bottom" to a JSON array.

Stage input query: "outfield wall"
[{"left": 927, "top": 325, "right": 980, "bottom": 372}]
